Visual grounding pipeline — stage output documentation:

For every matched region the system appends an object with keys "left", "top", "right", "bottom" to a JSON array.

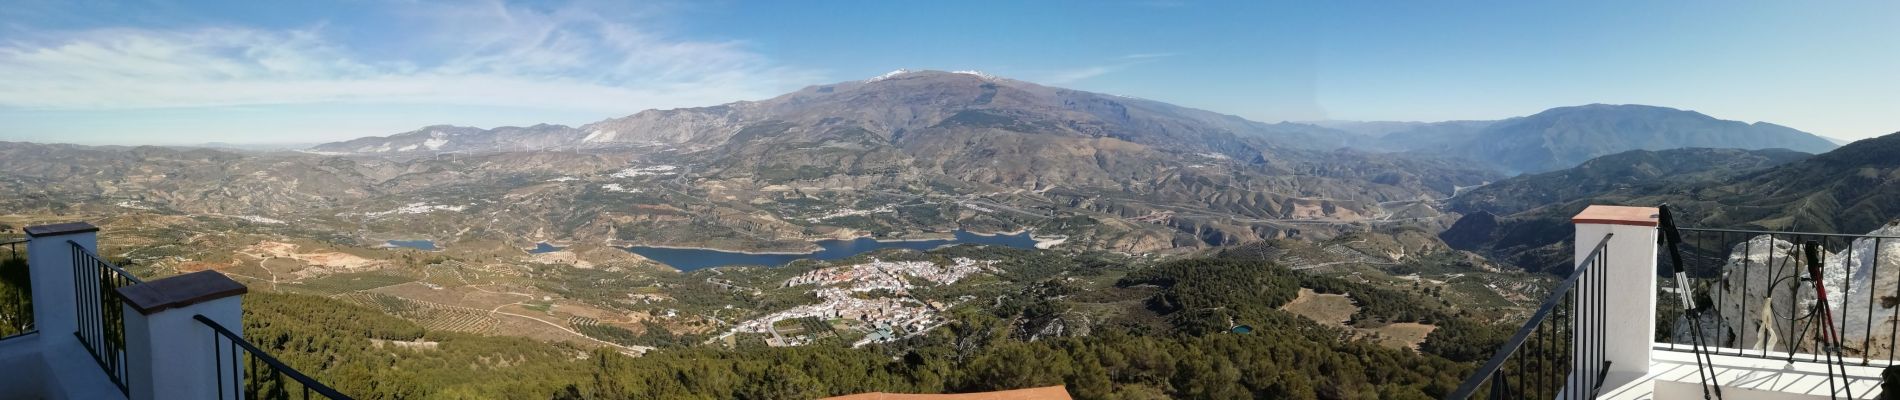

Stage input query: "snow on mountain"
[
  {"left": 865, "top": 69, "right": 913, "bottom": 83},
  {"left": 951, "top": 70, "right": 997, "bottom": 80}
]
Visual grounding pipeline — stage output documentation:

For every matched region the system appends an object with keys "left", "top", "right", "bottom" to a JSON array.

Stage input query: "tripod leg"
[
  {"left": 1826, "top": 306, "right": 1856, "bottom": 399},
  {"left": 1707, "top": 310, "right": 1724, "bottom": 394}
]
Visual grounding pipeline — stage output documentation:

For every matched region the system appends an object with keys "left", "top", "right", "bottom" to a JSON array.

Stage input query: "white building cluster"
[
  {"left": 608, "top": 165, "right": 679, "bottom": 178},
  {"left": 782, "top": 257, "right": 997, "bottom": 290},
  {"left": 804, "top": 204, "right": 897, "bottom": 223},
  {"left": 729, "top": 288, "right": 931, "bottom": 334},
  {"left": 721, "top": 257, "right": 998, "bottom": 347}
]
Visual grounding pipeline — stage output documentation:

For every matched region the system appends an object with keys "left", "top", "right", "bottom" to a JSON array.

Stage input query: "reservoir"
[
  {"left": 386, "top": 239, "right": 439, "bottom": 251},
  {"left": 528, "top": 242, "right": 563, "bottom": 254},
  {"left": 626, "top": 230, "right": 1037, "bottom": 271}
]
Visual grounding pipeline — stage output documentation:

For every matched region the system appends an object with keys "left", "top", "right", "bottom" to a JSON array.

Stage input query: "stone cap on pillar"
[
  {"left": 1571, "top": 205, "right": 1659, "bottom": 227},
  {"left": 116, "top": 270, "right": 248, "bottom": 315},
  {"left": 24, "top": 221, "right": 100, "bottom": 237}
]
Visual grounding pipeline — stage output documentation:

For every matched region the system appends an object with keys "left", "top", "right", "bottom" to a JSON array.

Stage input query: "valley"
[
  {"left": 2, "top": 71, "right": 1863, "bottom": 362},
  {"left": 0, "top": 0, "right": 1887, "bottom": 397},
  {"left": 0, "top": 69, "right": 1882, "bottom": 399}
]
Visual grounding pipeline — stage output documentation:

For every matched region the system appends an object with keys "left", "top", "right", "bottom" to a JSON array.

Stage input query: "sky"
[{"left": 0, "top": 0, "right": 1894, "bottom": 145}]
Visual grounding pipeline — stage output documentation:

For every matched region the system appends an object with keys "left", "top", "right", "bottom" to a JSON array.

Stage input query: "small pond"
[
  {"left": 528, "top": 242, "right": 564, "bottom": 254},
  {"left": 386, "top": 239, "right": 439, "bottom": 251}
]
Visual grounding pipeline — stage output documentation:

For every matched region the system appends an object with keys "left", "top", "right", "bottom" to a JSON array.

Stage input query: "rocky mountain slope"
[
  {"left": 0, "top": 68, "right": 1504, "bottom": 257},
  {"left": 271, "top": 71, "right": 1509, "bottom": 253},
  {"left": 1446, "top": 148, "right": 1811, "bottom": 216},
  {"left": 1442, "top": 132, "right": 1899, "bottom": 272},
  {"left": 308, "top": 124, "right": 584, "bottom": 155},
  {"left": 1303, "top": 105, "right": 1836, "bottom": 174},
  {"left": 315, "top": 72, "right": 1836, "bottom": 180},
  {"left": 314, "top": 70, "right": 1359, "bottom": 156},
  {"left": 1454, "top": 104, "right": 1836, "bottom": 173}
]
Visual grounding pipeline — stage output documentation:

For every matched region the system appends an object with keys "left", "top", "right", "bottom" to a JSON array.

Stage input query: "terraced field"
[
  {"left": 568, "top": 316, "right": 643, "bottom": 346},
  {"left": 291, "top": 272, "right": 417, "bottom": 295},
  {"left": 337, "top": 292, "right": 499, "bottom": 334}
]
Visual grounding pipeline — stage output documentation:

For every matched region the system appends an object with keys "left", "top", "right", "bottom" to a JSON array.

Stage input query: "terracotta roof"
[
  {"left": 822, "top": 386, "right": 1072, "bottom": 400},
  {"left": 117, "top": 270, "right": 248, "bottom": 315},
  {"left": 1571, "top": 205, "right": 1659, "bottom": 227}
]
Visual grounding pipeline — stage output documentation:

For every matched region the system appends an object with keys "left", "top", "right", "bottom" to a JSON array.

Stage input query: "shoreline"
[
  {"left": 961, "top": 228, "right": 1065, "bottom": 249},
  {"left": 957, "top": 228, "right": 1029, "bottom": 236},
  {"left": 623, "top": 243, "right": 819, "bottom": 255},
  {"left": 379, "top": 239, "right": 442, "bottom": 252},
  {"left": 621, "top": 229, "right": 1047, "bottom": 255},
  {"left": 841, "top": 234, "right": 957, "bottom": 242}
]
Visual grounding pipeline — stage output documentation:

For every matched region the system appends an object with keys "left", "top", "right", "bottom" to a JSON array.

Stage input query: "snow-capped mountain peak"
[
  {"left": 952, "top": 70, "right": 997, "bottom": 80},
  {"left": 865, "top": 69, "right": 913, "bottom": 83}
]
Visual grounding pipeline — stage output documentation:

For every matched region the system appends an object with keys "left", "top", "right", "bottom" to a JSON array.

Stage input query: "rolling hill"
[
  {"left": 1305, "top": 104, "right": 1836, "bottom": 174},
  {"left": 1454, "top": 104, "right": 1835, "bottom": 173},
  {"left": 1443, "top": 132, "right": 1899, "bottom": 272}
]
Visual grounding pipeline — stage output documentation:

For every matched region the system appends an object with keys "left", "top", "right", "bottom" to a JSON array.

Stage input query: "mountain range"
[
  {"left": 1443, "top": 131, "right": 1900, "bottom": 272},
  {"left": 1, "top": 70, "right": 1865, "bottom": 258},
  {"left": 1, "top": 71, "right": 1505, "bottom": 256},
  {"left": 4, "top": 68, "right": 1893, "bottom": 400},
  {"left": 1304, "top": 104, "right": 1837, "bottom": 173},
  {"left": 313, "top": 70, "right": 1336, "bottom": 156},
  {"left": 1443, "top": 104, "right": 1835, "bottom": 173},
  {"left": 312, "top": 71, "right": 1837, "bottom": 177}
]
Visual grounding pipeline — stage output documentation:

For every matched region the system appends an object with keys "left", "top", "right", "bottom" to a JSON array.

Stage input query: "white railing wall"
[
  {"left": 14, "top": 222, "right": 253, "bottom": 400},
  {"left": 1570, "top": 205, "right": 1661, "bottom": 391}
]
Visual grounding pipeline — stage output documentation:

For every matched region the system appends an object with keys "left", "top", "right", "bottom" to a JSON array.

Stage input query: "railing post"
[
  {"left": 117, "top": 271, "right": 248, "bottom": 400},
  {"left": 1572, "top": 205, "right": 1660, "bottom": 391},
  {"left": 23, "top": 223, "right": 99, "bottom": 359}
]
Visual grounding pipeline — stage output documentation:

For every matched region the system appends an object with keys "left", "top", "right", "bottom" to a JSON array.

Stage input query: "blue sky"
[{"left": 0, "top": 0, "right": 1894, "bottom": 145}]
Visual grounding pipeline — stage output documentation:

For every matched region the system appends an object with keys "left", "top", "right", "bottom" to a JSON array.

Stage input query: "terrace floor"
[
  {"left": 0, "top": 331, "right": 129, "bottom": 400},
  {"left": 1598, "top": 345, "right": 1885, "bottom": 400}
]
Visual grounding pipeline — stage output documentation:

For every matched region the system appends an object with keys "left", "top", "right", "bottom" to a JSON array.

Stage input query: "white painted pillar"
[
  {"left": 118, "top": 270, "right": 248, "bottom": 400},
  {"left": 1572, "top": 205, "right": 1660, "bottom": 391},
  {"left": 23, "top": 222, "right": 100, "bottom": 359}
]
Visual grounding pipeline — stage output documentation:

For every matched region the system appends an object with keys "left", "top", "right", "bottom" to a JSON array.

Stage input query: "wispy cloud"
[
  {"left": 1119, "top": 52, "right": 1179, "bottom": 60},
  {"left": 0, "top": 0, "right": 819, "bottom": 114},
  {"left": 1046, "top": 66, "right": 1118, "bottom": 84},
  {"left": 1044, "top": 53, "right": 1175, "bottom": 84}
]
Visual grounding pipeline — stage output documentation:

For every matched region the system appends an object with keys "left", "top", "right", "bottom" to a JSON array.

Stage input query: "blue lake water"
[
  {"left": 386, "top": 240, "right": 439, "bottom": 251},
  {"left": 626, "top": 230, "right": 1037, "bottom": 271},
  {"left": 528, "top": 242, "right": 564, "bottom": 254}
]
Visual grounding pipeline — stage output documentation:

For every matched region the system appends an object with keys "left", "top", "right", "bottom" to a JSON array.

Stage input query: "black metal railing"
[
  {"left": 2, "top": 238, "right": 21, "bottom": 259},
  {"left": 72, "top": 240, "right": 142, "bottom": 396},
  {"left": 1445, "top": 233, "right": 1612, "bottom": 399},
  {"left": 1, "top": 238, "right": 30, "bottom": 339},
  {"left": 196, "top": 315, "right": 351, "bottom": 400},
  {"left": 1660, "top": 226, "right": 1900, "bottom": 367}
]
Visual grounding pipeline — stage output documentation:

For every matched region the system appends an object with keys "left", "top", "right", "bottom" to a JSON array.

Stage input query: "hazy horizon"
[{"left": 1, "top": 0, "right": 1895, "bottom": 145}]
